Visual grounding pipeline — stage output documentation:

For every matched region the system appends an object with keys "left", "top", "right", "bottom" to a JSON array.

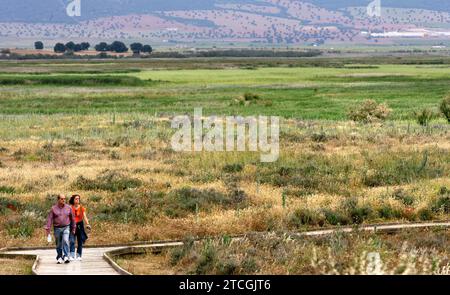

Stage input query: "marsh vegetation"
[{"left": 0, "top": 58, "right": 449, "bottom": 270}]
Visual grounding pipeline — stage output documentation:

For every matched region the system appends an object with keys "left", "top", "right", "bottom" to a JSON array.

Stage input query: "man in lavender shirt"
[{"left": 44, "top": 194, "right": 76, "bottom": 264}]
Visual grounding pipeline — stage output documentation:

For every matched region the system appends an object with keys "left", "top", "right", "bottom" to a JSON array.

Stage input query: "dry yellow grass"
[
  {"left": 0, "top": 115, "right": 449, "bottom": 249},
  {"left": 114, "top": 228, "right": 450, "bottom": 275},
  {"left": 0, "top": 257, "right": 33, "bottom": 275}
]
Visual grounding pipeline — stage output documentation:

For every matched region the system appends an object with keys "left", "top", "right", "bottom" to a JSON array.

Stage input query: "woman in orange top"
[{"left": 69, "top": 194, "right": 91, "bottom": 261}]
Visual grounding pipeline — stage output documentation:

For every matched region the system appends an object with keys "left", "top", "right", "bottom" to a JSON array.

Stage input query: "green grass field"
[{"left": 0, "top": 62, "right": 449, "bottom": 120}]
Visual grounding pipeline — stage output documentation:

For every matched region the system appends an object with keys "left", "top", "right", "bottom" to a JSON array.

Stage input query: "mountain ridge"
[{"left": 1, "top": 1, "right": 450, "bottom": 45}]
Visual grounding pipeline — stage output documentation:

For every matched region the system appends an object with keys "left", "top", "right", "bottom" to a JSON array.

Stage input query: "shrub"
[
  {"left": 5, "top": 215, "right": 39, "bottom": 238},
  {"left": 417, "top": 208, "right": 433, "bottom": 221},
  {"left": 323, "top": 209, "right": 351, "bottom": 225},
  {"left": 223, "top": 163, "right": 244, "bottom": 173},
  {"left": 97, "top": 191, "right": 149, "bottom": 224},
  {"left": 163, "top": 187, "right": 236, "bottom": 218},
  {"left": 431, "top": 196, "right": 450, "bottom": 214},
  {"left": 0, "top": 185, "right": 15, "bottom": 194},
  {"left": 169, "top": 237, "right": 195, "bottom": 266},
  {"left": 289, "top": 208, "right": 324, "bottom": 227},
  {"left": 311, "top": 132, "right": 328, "bottom": 143},
  {"left": 195, "top": 240, "right": 217, "bottom": 274},
  {"left": 73, "top": 170, "right": 142, "bottom": 192},
  {"left": 223, "top": 175, "right": 248, "bottom": 205},
  {"left": 440, "top": 96, "right": 450, "bottom": 123},
  {"left": 23, "top": 194, "right": 56, "bottom": 217},
  {"left": 377, "top": 204, "right": 403, "bottom": 220},
  {"left": 392, "top": 189, "right": 415, "bottom": 207},
  {"left": 342, "top": 198, "right": 374, "bottom": 224},
  {"left": 233, "top": 92, "right": 261, "bottom": 106},
  {"left": 361, "top": 150, "right": 444, "bottom": 188},
  {"left": 243, "top": 93, "right": 260, "bottom": 101},
  {"left": 415, "top": 108, "right": 435, "bottom": 126},
  {"left": 216, "top": 258, "right": 239, "bottom": 275},
  {"left": 347, "top": 99, "right": 392, "bottom": 123},
  {"left": 89, "top": 195, "right": 102, "bottom": 203},
  {"left": 0, "top": 196, "right": 22, "bottom": 214}
]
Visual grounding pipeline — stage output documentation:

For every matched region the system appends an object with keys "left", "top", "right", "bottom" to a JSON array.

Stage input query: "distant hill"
[
  {"left": 1, "top": 0, "right": 450, "bottom": 46},
  {"left": 2, "top": 0, "right": 450, "bottom": 23},
  {"left": 304, "top": 0, "right": 450, "bottom": 12},
  {"left": 0, "top": 0, "right": 216, "bottom": 22}
]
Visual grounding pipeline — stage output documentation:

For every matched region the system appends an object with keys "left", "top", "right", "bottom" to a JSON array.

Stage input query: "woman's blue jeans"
[{"left": 69, "top": 222, "right": 83, "bottom": 258}]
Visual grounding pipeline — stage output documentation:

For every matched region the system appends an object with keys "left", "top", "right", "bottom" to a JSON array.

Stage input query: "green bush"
[
  {"left": 347, "top": 99, "right": 392, "bottom": 123},
  {"left": 289, "top": 208, "right": 324, "bottom": 227},
  {"left": 430, "top": 187, "right": 450, "bottom": 214},
  {"left": 417, "top": 208, "right": 433, "bottom": 221},
  {"left": 163, "top": 187, "right": 234, "bottom": 218},
  {"left": 223, "top": 175, "right": 248, "bottom": 205},
  {"left": 223, "top": 163, "right": 244, "bottom": 173},
  {"left": 342, "top": 198, "right": 374, "bottom": 224},
  {"left": 392, "top": 189, "right": 415, "bottom": 206},
  {"left": 377, "top": 205, "right": 402, "bottom": 220},
  {"left": 243, "top": 93, "right": 260, "bottom": 101},
  {"left": 311, "top": 132, "right": 329, "bottom": 143},
  {"left": 362, "top": 150, "right": 444, "bottom": 188},
  {"left": 96, "top": 191, "right": 149, "bottom": 224},
  {"left": 233, "top": 92, "right": 262, "bottom": 106},
  {"left": 0, "top": 185, "right": 15, "bottom": 194},
  {"left": 431, "top": 196, "right": 450, "bottom": 214},
  {"left": 195, "top": 240, "right": 217, "bottom": 275},
  {"left": 440, "top": 96, "right": 450, "bottom": 123},
  {"left": 0, "top": 196, "right": 22, "bottom": 214},
  {"left": 323, "top": 209, "right": 351, "bottom": 226},
  {"left": 73, "top": 170, "right": 142, "bottom": 192},
  {"left": 169, "top": 237, "right": 195, "bottom": 266},
  {"left": 216, "top": 258, "right": 239, "bottom": 275},
  {"left": 89, "top": 195, "right": 102, "bottom": 203}
]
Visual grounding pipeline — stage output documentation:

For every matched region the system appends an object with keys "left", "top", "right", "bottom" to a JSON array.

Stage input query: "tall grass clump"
[{"left": 415, "top": 108, "right": 435, "bottom": 126}]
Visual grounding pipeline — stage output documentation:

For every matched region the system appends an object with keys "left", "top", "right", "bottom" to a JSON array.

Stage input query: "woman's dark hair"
[{"left": 69, "top": 194, "right": 81, "bottom": 205}]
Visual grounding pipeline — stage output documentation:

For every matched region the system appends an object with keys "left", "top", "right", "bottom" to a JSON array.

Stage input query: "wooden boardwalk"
[
  {"left": 2, "top": 221, "right": 450, "bottom": 275},
  {"left": 6, "top": 247, "right": 123, "bottom": 275}
]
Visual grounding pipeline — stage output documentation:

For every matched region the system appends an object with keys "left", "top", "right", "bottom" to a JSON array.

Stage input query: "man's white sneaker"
[
  {"left": 69, "top": 256, "right": 74, "bottom": 261},
  {"left": 64, "top": 256, "right": 70, "bottom": 264},
  {"left": 76, "top": 256, "right": 82, "bottom": 261},
  {"left": 57, "top": 258, "right": 63, "bottom": 264}
]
